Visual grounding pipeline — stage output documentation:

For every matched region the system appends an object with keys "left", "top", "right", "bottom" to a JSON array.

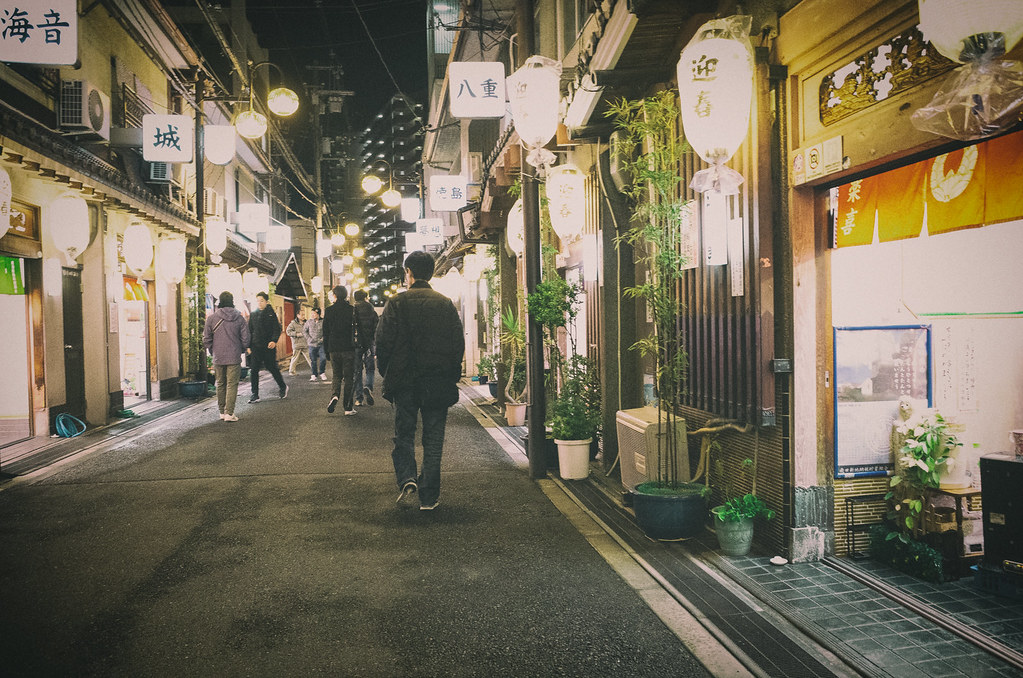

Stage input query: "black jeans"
[
  {"left": 330, "top": 350, "right": 356, "bottom": 410},
  {"left": 391, "top": 394, "right": 448, "bottom": 506},
  {"left": 250, "top": 346, "right": 286, "bottom": 396}
]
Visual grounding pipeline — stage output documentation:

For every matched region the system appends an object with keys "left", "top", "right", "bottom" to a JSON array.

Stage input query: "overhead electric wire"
[{"left": 349, "top": 0, "right": 422, "bottom": 124}]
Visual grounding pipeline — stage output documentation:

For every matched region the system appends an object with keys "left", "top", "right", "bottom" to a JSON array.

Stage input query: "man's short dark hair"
[
  {"left": 353, "top": 289, "right": 367, "bottom": 302},
  {"left": 404, "top": 251, "right": 435, "bottom": 281},
  {"left": 332, "top": 285, "right": 348, "bottom": 301},
  {"left": 311, "top": 307, "right": 321, "bottom": 316},
  {"left": 256, "top": 291, "right": 269, "bottom": 301},
  {"left": 218, "top": 291, "right": 234, "bottom": 308}
]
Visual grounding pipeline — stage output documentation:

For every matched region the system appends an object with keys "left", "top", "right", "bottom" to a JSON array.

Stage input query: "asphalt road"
[{"left": 0, "top": 374, "right": 712, "bottom": 677}]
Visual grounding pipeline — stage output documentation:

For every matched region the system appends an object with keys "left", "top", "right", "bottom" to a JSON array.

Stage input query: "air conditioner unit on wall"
[
  {"left": 615, "top": 406, "right": 689, "bottom": 493},
  {"left": 147, "top": 161, "right": 177, "bottom": 185},
  {"left": 59, "top": 80, "right": 111, "bottom": 140},
  {"left": 204, "top": 188, "right": 223, "bottom": 217}
]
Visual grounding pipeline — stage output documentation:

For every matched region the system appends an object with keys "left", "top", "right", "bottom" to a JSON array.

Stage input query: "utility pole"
[
  {"left": 193, "top": 69, "right": 209, "bottom": 385},
  {"left": 517, "top": 0, "right": 545, "bottom": 480}
]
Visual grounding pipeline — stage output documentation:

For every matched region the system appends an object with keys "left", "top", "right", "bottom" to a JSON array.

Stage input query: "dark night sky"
[{"left": 245, "top": 0, "right": 428, "bottom": 127}]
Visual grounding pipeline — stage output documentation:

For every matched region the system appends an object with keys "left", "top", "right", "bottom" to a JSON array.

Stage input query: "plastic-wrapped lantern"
[
  {"left": 677, "top": 15, "right": 753, "bottom": 193},
  {"left": 206, "top": 218, "right": 228, "bottom": 259},
  {"left": 918, "top": 0, "right": 1023, "bottom": 63},
  {"left": 50, "top": 194, "right": 90, "bottom": 260},
  {"left": 546, "top": 164, "right": 586, "bottom": 243},
  {"left": 506, "top": 55, "right": 562, "bottom": 167},
  {"left": 505, "top": 198, "right": 525, "bottom": 258}
]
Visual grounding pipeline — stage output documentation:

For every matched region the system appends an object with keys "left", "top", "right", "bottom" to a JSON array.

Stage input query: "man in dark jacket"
[
  {"left": 247, "top": 291, "right": 288, "bottom": 403},
  {"left": 352, "top": 288, "right": 378, "bottom": 407},
  {"left": 322, "top": 285, "right": 360, "bottom": 415},
  {"left": 376, "top": 251, "right": 464, "bottom": 511}
]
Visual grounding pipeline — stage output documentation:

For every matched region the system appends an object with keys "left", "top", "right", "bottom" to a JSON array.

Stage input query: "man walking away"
[
  {"left": 305, "top": 307, "right": 327, "bottom": 382},
  {"left": 322, "top": 286, "right": 360, "bottom": 415},
  {"left": 247, "top": 291, "right": 288, "bottom": 403},
  {"left": 203, "top": 291, "right": 250, "bottom": 421},
  {"left": 353, "top": 289, "right": 378, "bottom": 406},
  {"left": 376, "top": 251, "right": 464, "bottom": 511},
  {"left": 286, "top": 308, "right": 311, "bottom": 375}
]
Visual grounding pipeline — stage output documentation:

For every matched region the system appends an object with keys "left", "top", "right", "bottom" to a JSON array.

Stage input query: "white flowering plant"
[{"left": 885, "top": 408, "right": 961, "bottom": 541}]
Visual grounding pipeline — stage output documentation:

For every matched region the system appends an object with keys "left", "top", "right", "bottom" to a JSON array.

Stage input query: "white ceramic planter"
[
  {"left": 506, "top": 402, "right": 527, "bottom": 426},
  {"left": 555, "top": 438, "right": 592, "bottom": 479}
]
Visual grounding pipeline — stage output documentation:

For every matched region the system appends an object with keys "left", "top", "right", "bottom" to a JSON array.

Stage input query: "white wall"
[{"left": 833, "top": 218, "right": 1023, "bottom": 457}]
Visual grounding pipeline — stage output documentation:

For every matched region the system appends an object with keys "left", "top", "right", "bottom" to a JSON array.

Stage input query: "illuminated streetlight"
[
  {"left": 344, "top": 222, "right": 361, "bottom": 237},
  {"left": 353, "top": 246, "right": 365, "bottom": 258}
]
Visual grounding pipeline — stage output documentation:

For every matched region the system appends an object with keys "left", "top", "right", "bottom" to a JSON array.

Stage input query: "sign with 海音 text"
[
  {"left": 0, "top": 0, "right": 77, "bottom": 65},
  {"left": 448, "top": 62, "right": 506, "bottom": 118}
]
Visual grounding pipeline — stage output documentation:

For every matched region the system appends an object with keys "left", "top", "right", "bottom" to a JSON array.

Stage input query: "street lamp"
[
  {"left": 362, "top": 159, "right": 402, "bottom": 208},
  {"left": 235, "top": 61, "right": 300, "bottom": 140}
]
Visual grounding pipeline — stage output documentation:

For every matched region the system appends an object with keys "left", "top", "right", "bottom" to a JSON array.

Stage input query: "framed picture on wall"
[{"left": 833, "top": 325, "right": 932, "bottom": 478}]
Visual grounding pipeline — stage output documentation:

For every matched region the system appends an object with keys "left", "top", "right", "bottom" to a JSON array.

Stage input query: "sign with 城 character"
[
  {"left": 429, "top": 175, "right": 468, "bottom": 212},
  {"left": 142, "top": 114, "right": 194, "bottom": 162},
  {"left": 0, "top": 0, "right": 76, "bottom": 65},
  {"left": 448, "top": 62, "right": 506, "bottom": 118}
]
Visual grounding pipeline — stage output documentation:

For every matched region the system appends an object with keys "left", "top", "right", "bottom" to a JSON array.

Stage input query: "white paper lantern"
[
  {"left": 206, "top": 218, "right": 228, "bottom": 257},
  {"left": 123, "top": 222, "right": 154, "bottom": 275},
  {"left": 226, "top": 269, "right": 245, "bottom": 302},
  {"left": 242, "top": 268, "right": 262, "bottom": 297},
  {"left": 919, "top": 0, "right": 1023, "bottom": 63},
  {"left": 204, "top": 125, "right": 236, "bottom": 165},
  {"left": 50, "top": 195, "right": 90, "bottom": 260},
  {"left": 546, "top": 164, "right": 586, "bottom": 242},
  {"left": 207, "top": 264, "right": 231, "bottom": 296},
  {"left": 0, "top": 167, "right": 11, "bottom": 240},
  {"left": 158, "top": 236, "right": 187, "bottom": 284},
  {"left": 677, "top": 15, "right": 753, "bottom": 193},
  {"left": 506, "top": 55, "right": 562, "bottom": 167},
  {"left": 341, "top": 254, "right": 354, "bottom": 266},
  {"left": 311, "top": 275, "right": 322, "bottom": 293},
  {"left": 401, "top": 197, "right": 421, "bottom": 222},
  {"left": 331, "top": 258, "right": 344, "bottom": 274},
  {"left": 318, "top": 238, "right": 334, "bottom": 258},
  {"left": 505, "top": 198, "right": 525, "bottom": 258}
]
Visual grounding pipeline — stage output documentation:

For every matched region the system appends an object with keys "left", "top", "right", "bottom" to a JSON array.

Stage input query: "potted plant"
[
  {"left": 476, "top": 354, "right": 494, "bottom": 385},
  {"left": 549, "top": 354, "right": 601, "bottom": 480},
  {"left": 179, "top": 254, "right": 209, "bottom": 398},
  {"left": 711, "top": 455, "right": 776, "bottom": 557},
  {"left": 500, "top": 306, "right": 527, "bottom": 425},
  {"left": 608, "top": 91, "right": 706, "bottom": 540}
]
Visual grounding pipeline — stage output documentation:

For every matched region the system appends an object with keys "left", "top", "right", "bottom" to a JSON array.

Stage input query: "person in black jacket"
[
  {"left": 352, "top": 288, "right": 378, "bottom": 407},
  {"left": 247, "top": 291, "right": 288, "bottom": 403},
  {"left": 322, "top": 285, "right": 360, "bottom": 415},
  {"left": 375, "top": 251, "right": 464, "bottom": 511}
]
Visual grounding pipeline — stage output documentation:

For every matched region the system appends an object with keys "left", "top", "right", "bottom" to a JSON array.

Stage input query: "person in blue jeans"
[
  {"left": 352, "top": 288, "right": 378, "bottom": 406},
  {"left": 375, "top": 251, "right": 464, "bottom": 511},
  {"left": 304, "top": 307, "right": 327, "bottom": 382}
]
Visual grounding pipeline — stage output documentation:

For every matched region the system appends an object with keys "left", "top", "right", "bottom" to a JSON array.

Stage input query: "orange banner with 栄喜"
[
  {"left": 834, "top": 176, "right": 877, "bottom": 248},
  {"left": 876, "top": 161, "right": 926, "bottom": 242},
  {"left": 925, "top": 144, "right": 986, "bottom": 236},
  {"left": 984, "top": 131, "right": 1023, "bottom": 225}
]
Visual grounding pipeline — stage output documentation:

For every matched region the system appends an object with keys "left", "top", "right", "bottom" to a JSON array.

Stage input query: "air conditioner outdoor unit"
[
  {"left": 615, "top": 406, "right": 689, "bottom": 492},
  {"left": 203, "top": 188, "right": 223, "bottom": 217},
  {"left": 148, "top": 161, "right": 173, "bottom": 183},
  {"left": 59, "top": 80, "right": 111, "bottom": 140}
]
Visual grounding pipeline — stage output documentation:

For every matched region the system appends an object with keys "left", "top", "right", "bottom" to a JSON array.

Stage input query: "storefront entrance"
[
  {"left": 120, "top": 277, "right": 150, "bottom": 406},
  {"left": 0, "top": 256, "right": 31, "bottom": 448}
]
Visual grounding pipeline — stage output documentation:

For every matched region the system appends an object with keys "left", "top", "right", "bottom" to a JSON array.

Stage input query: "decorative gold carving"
[{"left": 820, "top": 26, "right": 957, "bottom": 126}]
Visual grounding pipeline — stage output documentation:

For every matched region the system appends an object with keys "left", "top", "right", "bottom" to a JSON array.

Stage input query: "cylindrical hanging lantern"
[
  {"left": 330, "top": 258, "right": 344, "bottom": 274},
  {"left": 235, "top": 109, "right": 268, "bottom": 139},
  {"left": 311, "top": 275, "right": 322, "bottom": 293},
  {"left": 207, "top": 264, "right": 230, "bottom": 296},
  {"left": 546, "top": 164, "right": 586, "bottom": 242},
  {"left": 204, "top": 125, "right": 237, "bottom": 165},
  {"left": 0, "top": 167, "right": 11, "bottom": 240},
  {"left": 505, "top": 198, "right": 525, "bottom": 257},
  {"left": 919, "top": 0, "right": 1023, "bottom": 63},
  {"left": 318, "top": 238, "right": 334, "bottom": 258},
  {"left": 50, "top": 194, "right": 90, "bottom": 259},
  {"left": 206, "top": 218, "right": 228, "bottom": 257},
  {"left": 267, "top": 87, "right": 299, "bottom": 116},
  {"left": 158, "top": 236, "right": 187, "bottom": 284},
  {"left": 123, "top": 222, "right": 154, "bottom": 275},
  {"left": 242, "top": 268, "right": 262, "bottom": 297},
  {"left": 506, "top": 55, "right": 562, "bottom": 167},
  {"left": 226, "top": 269, "right": 244, "bottom": 302},
  {"left": 677, "top": 15, "right": 754, "bottom": 194}
]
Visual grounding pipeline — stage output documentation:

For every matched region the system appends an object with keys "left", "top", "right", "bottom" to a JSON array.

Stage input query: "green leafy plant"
[
  {"left": 868, "top": 524, "right": 945, "bottom": 583},
  {"left": 181, "top": 254, "right": 208, "bottom": 380},
  {"left": 476, "top": 354, "right": 495, "bottom": 378},
  {"left": 886, "top": 408, "right": 961, "bottom": 542},
  {"left": 607, "top": 90, "right": 692, "bottom": 489},
  {"left": 548, "top": 354, "right": 601, "bottom": 441},
  {"left": 714, "top": 494, "right": 776, "bottom": 523},
  {"left": 526, "top": 276, "right": 581, "bottom": 392},
  {"left": 500, "top": 306, "right": 527, "bottom": 402}
]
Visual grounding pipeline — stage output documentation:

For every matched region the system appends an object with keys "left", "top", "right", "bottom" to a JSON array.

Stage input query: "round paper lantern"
[
  {"left": 123, "top": 222, "right": 154, "bottom": 275},
  {"left": 341, "top": 254, "right": 354, "bottom": 266},
  {"left": 50, "top": 195, "right": 90, "bottom": 259},
  {"left": 311, "top": 275, "right": 322, "bottom": 292},
  {"left": 677, "top": 15, "right": 753, "bottom": 193},
  {"left": 267, "top": 87, "right": 299, "bottom": 116},
  {"left": 546, "top": 164, "right": 586, "bottom": 242},
  {"left": 505, "top": 198, "right": 525, "bottom": 258},
  {"left": 158, "top": 236, "right": 187, "bottom": 284},
  {"left": 235, "top": 109, "right": 268, "bottom": 139},
  {"left": 352, "top": 246, "right": 365, "bottom": 258},
  {"left": 0, "top": 167, "right": 11, "bottom": 240},
  {"left": 919, "top": 0, "right": 1023, "bottom": 63},
  {"left": 330, "top": 258, "right": 344, "bottom": 274},
  {"left": 204, "top": 125, "right": 236, "bottom": 165},
  {"left": 206, "top": 218, "right": 228, "bottom": 257},
  {"left": 506, "top": 55, "right": 562, "bottom": 166}
]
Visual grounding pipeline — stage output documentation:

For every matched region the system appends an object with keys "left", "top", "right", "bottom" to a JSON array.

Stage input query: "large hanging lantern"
[
  {"left": 123, "top": 222, "right": 154, "bottom": 275},
  {"left": 204, "top": 125, "right": 236, "bottom": 165},
  {"left": 207, "top": 264, "right": 230, "bottom": 296},
  {"left": 546, "top": 164, "right": 586, "bottom": 243},
  {"left": 267, "top": 87, "right": 299, "bottom": 117},
  {"left": 505, "top": 198, "right": 525, "bottom": 258},
  {"left": 318, "top": 238, "right": 334, "bottom": 258},
  {"left": 506, "top": 55, "right": 562, "bottom": 168},
  {"left": 206, "top": 218, "right": 228, "bottom": 258},
  {"left": 242, "top": 268, "right": 262, "bottom": 297},
  {"left": 919, "top": 0, "right": 1023, "bottom": 63},
  {"left": 0, "top": 167, "right": 11, "bottom": 240},
  {"left": 677, "top": 15, "right": 753, "bottom": 194},
  {"left": 235, "top": 109, "right": 268, "bottom": 140},
  {"left": 50, "top": 194, "right": 90, "bottom": 260},
  {"left": 157, "top": 236, "right": 187, "bottom": 284}
]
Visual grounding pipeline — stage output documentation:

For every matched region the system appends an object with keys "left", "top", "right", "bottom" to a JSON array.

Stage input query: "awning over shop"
[{"left": 834, "top": 129, "right": 1023, "bottom": 247}]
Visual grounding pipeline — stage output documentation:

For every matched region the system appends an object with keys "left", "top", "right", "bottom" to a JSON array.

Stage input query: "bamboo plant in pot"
[{"left": 608, "top": 91, "right": 708, "bottom": 540}]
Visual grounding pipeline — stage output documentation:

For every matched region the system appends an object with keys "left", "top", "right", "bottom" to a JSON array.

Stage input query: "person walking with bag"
[
  {"left": 376, "top": 251, "right": 464, "bottom": 511},
  {"left": 304, "top": 307, "right": 327, "bottom": 382},
  {"left": 247, "top": 291, "right": 289, "bottom": 403},
  {"left": 352, "top": 289, "right": 378, "bottom": 406},
  {"left": 322, "top": 286, "right": 360, "bottom": 415},
  {"left": 203, "top": 291, "right": 250, "bottom": 421},
  {"left": 286, "top": 309, "right": 311, "bottom": 375}
]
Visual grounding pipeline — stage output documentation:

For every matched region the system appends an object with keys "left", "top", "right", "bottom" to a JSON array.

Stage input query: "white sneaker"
[
  {"left": 309, "top": 375, "right": 317, "bottom": 382},
  {"left": 344, "top": 410, "right": 356, "bottom": 416},
  {"left": 219, "top": 413, "right": 227, "bottom": 420},
  {"left": 223, "top": 414, "right": 238, "bottom": 422},
  {"left": 319, "top": 374, "right": 328, "bottom": 381}
]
